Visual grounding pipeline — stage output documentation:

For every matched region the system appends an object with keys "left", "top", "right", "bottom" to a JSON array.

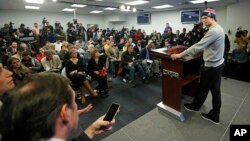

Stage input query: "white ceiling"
[{"left": 0, "top": 0, "right": 242, "bottom": 15}]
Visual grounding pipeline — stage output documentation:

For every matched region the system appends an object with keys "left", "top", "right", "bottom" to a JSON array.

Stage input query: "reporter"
[{"left": 0, "top": 72, "right": 115, "bottom": 141}]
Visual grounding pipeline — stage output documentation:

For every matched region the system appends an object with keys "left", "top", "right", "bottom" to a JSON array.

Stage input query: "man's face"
[
  {"left": 202, "top": 16, "right": 213, "bottom": 27},
  {"left": 11, "top": 42, "right": 17, "bottom": 48},
  {"left": 23, "top": 55, "right": 30, "bottom": 61},
  {"left": 0, "top": 63, "right": 14, "bottom": 94},
  {"left": 128, "top": 46, "right": 133, "bottom": 53},
  {"left": 18, "top": 50, "right": 24, "bottom": 56}
]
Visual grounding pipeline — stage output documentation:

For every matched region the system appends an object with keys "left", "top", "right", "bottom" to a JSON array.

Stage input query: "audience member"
[
  {"left": 0, "top": 72, "right": 115, "bottom": 141},
  {"left": 12, "top": 46, "right": 24, "bottom": 60},
  {"left": 141, "top": 41, "right": 160, "bottom": 77},
  {"left": 7, "top": 57, "right": 30, "bottom": 85},
  {"left": 22, "top": 51, "right": 41, "bottom": 73},
  {"left": 41, "top": 49, "right": 61, "bottom": 72},
  {"left": 121, "top": 44, "right": 146, "bottom": 86},
  {"left": 106, "top": 43, "right": 120, "bottom": 77},
  {"left": 88, "top": 49, "right": 108, "bottom": 97},
  {"left": 65, "top": 48, "right": 98, "bottom": 103},
  {"left": 36, "top": 47, "right": 45, "bottom": 63},
  {"left": 6, "top": 41, "right": 18, "bottom": 56}
]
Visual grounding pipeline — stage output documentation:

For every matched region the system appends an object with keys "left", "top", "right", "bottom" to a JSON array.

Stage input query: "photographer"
[
  {"left": 234, "top": 29, "right": 249, "bottom": 49},
  {"left": 0, "top": 38, "right": 10, "bottom": 66},
  {"left": 46, "top": 21, "right": 54, "bottom": 33},
  {"left": 78, "top": 23, "right": 86, "bottom": 41},
  {"left": 32, "top": 22, "right": 40, "bottom": 36},
  {"left": 0, "top": 24, "right": 12, "bottom": 45},
  {"left": 67, "top": 22, "right": 77, "bottom": 44}
]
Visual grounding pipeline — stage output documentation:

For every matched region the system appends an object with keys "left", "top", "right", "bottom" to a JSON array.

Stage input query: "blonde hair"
[{"left": 90, "top": 48, "right": 98, "bottom": 58}]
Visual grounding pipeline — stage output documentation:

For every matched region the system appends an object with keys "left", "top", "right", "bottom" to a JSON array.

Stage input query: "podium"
[{"left": 151, "top": 47, "right": 202, "bottom": 121}]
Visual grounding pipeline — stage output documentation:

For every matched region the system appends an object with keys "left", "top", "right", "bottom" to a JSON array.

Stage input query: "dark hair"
[
  {"left": 22, "top": 51, "right": 30, "bottom": 57},
  {"left": 17, "top": 46, "right": 25, "bottom": 52},
  {"left": 235, "top": 30, "right": 244, "bottom": 38},
  {"left": 0, "top": 72, "right": 72, "bottom": 141}
]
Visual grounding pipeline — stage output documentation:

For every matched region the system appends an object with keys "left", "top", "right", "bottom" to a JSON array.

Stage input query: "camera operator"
[
  {"left": 46, "top": 21, "right": 54, "bottom": 33},
  {"left": 235, "top": 29, "right": 249, "bottom": 49},
  {"left": 32, "top": 22, "right": 40, "bottom": 36},
  {"left": 67, "top": 22, "right": 77, "bottom": 44},
  {"left": 0, "top": 38, "right": 10, "bottom": 66},
  {"left": 54, "top": 22, "right": 65, "bottom": 41},
  {"left": 54, "top": 22, "right": 62, "bottom": 35},
  {"left": 191, "top": 22, "right": 206, "bottom": 44},
  {"left": 0, "top": 24, "right": 12, "bottom": 45},
  {"left": 78, "top": 23, "right": 86, "bottom": 41}
]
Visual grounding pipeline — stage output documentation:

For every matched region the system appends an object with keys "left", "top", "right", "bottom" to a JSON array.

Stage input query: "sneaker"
[
  {"left": 122, "top": 78, "right": 127, "bottom": 83},
  {"left": 184, "top": 103, "right": 199, "bottom": 112},
  {"left": 201, "top": 113, "right": 220, "bottom": 125}
]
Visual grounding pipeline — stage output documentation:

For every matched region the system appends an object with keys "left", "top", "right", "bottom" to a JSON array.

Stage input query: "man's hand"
[
  {"left": 84, "top": 115, "right": 116, "bottom": 139},
  {"left": 77, "top": 104, "right": 93, "bottom": 116},
  {"left": 171, "top": 54, "right": 182, "bottom": 60}
]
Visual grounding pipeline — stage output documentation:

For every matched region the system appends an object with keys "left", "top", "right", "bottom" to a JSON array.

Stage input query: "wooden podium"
[{"left": 151, "top": 46, "right": 202, "bottom": 121}]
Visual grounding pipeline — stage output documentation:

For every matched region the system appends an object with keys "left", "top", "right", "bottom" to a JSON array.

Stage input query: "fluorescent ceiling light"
[
  {"left": 152, "top": 4, "right": 173, "bottom": 9},
  {"left": 95, "top": 0, "right": 103, "bottom": 1},
  {"left": 62, "top": 8, "right": 75, "bottom": 12},
  {"left": 25, "top": 5, "right": 40, "bottom": 9},
  {"left": 120, "top": 5, "right": 125, "bottom": 10},
  {"left": 71, "top": 4, "right": 87, "bottom": 8},
  {"left": 120, "top": 9, "right": 131, "bottom": 12},
  {"left": 104, "top": 7, "right": 117, "bottom": 10},
  {"left": 132, "top": 7, "right": 137, "bottom": 12},
  {"left": 52, "top": 0, "right": 57, "bottom": 2},
  {"left": 25, "top": 0, "right": 44, "bottom": 4},
  {"left": 90, "top": 10, "right": 103, "bottom": 13},
  {"left": 126, "top": 0, "right": 149, "bottom": 6},
  {"left": 189, "top": 0, "right": 220, "bottom": 4}
]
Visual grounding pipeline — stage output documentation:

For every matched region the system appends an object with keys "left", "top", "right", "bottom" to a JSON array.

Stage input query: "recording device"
[{"left": 101, "top": 103, "right": 120, "bottom": 130}]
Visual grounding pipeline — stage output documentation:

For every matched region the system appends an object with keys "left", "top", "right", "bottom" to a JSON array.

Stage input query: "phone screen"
[{"left": 103, "top": 103, "right": 120, "bottom": 122}]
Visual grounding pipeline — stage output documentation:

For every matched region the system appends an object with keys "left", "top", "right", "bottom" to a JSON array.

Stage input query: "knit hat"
[{"left": 201, "top": 8, "right": 216, "bottom": 20}]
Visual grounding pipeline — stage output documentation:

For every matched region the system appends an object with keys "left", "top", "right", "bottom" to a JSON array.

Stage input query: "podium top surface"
[{"left": 150, "top": 47, "right": 200, "bottom": 62}]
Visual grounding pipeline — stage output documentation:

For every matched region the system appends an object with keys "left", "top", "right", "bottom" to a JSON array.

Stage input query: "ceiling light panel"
[
  {"left": 104, "top": 7, "right": 117, "bottom": 10},
  {"left": 90, "top": 10, "right": 103, "bottom": 13},
  {"left": 189, "top": 0, "right": 220, "bottom": 4},
  {"left": 25, "top": 0, "right": 44, "bottom": 4},
  {"left": 120, "top": 9, "right": 131, "bottom": 12},
  {"left": 152, "top": 5, "right": 174, "bottom": 9},
  {"left": 71, "top": 4, "right": 87, "bottom": 8},
  {"left": 62, "top": 8, "right": 75, "bottom": 12},
  {"left": 25, "top": 5, "right": 40, "bottom": 9},
  {"left": 126, "top": 0, "right": 149, "bottom": 6}
]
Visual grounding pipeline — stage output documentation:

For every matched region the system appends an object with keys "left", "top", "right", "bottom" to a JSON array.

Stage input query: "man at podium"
[{"left": 171, "top": 8, "right": 224, "bottom": 125}]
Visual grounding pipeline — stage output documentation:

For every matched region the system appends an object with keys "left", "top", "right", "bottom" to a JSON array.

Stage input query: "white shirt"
[{"left": 54, "top": 42, "right": 62, "bottom": 52}]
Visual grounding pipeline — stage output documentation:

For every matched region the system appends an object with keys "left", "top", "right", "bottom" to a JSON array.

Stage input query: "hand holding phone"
[{"left": 101, "top": 103, "right": 120, "bottom": 130}]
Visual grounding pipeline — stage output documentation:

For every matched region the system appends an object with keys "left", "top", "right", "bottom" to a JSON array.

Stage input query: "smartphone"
[
  {"left": 101, "top": 103, "right": 120, "bottom": 130},
  {"left": 103, "top": 103, "right": 120, "bottom": 122}
]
